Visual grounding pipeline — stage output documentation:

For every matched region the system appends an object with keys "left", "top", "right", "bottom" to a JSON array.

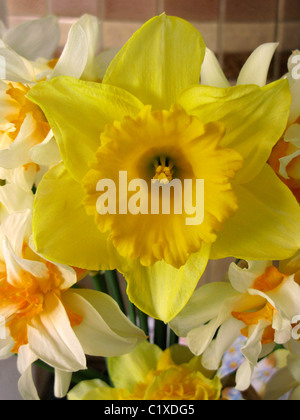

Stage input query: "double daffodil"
[
  {"left": 27, "top": 15, "right": 300, "bottom": 322},
  {"left": 68, "top": 341, "right": 222, "bottom": 400}
]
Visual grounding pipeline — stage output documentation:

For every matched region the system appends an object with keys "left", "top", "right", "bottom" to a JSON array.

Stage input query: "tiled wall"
[{"left": 0, "top": 0, "right": 300, "bottom": 80}]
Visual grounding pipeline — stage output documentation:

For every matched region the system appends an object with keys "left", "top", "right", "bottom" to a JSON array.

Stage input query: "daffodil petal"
[
  {"left": 54, "top": 369, "right": 72, "bottom": 399},
  {"left": 201, "top": 48, "right": 230, "bottom": 88},
  {"left": 3, "top": 16, "right": 60, "bottom": 61},
  {"left": 108, "top": 341, "right": 162, "bottom": 392},
  {"left": 17, "top": 345, "right": 39, "bottom": 401},
  {"left": 170, "top": 282, "right": 239, "bottom": 337},
  {"left": 27, "top": 77, "right": 143, "bottom": 181},
  {"left": 237, "top": 43, "right": 279, "bottom": 87},
  {"left": 211, "top": 164, "right": 300, "bottom": 261},
  {"left": 68, "top": 379, "right": 120, "bottom": 400},
  {"left": 0, "top": 45, "right": 36, "bottom": 83},
  {"left": 32, "top": 163, "right": 126, "bottom": 270},
  {"left": 124, "top": 243, "right": 211, "bottom": 323},
  {"left": 62, "top": 289, "right": 146, "bottom": 357},
  {"left": 263, "top": 366, "right": 296, "bottom": 400},
  {"left": 178, "top": 80, "right": 290, "bottom": 184},
  {"left": 28, "top": 293, "right": 86, "bottom": 372},
  {"left": 103, "top": 14, "right": 206, "bottom": 109}
]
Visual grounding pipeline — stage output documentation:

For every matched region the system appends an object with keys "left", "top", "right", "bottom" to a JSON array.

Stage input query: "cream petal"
[
  {"left": 54, "top": 369, "right": 72, "bottom": 399},
  {"left": 201, "top": 48, "right": 230, "bottom": 88},
  {"left": 28, "top": 293, "right": 86, "bottom": 372},
  {"left": 228, "top": 260, "right": 271, "bottom": 294},
  {"left": 17, "top": 344, "right": 39, "bottom": 400},
  {"left": 62, "top": 289, "right": 146, "bottom": 357}
]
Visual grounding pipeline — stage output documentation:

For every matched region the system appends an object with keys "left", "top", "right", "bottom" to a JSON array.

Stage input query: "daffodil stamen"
[{"left": 153, "top": 157, "right": 175, "bottom": 183}]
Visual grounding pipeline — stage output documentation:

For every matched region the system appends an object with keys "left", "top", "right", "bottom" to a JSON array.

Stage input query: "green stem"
[
  {"left": 169, "top": 328, "right": 179, "bottom": 346},
  {"left": 105, "top": 270, "right": 126, "bottom": 314},
  {"left": 127, "top": 297, "right": 137, "bottom": 325},
  {"left": 137, "top": 309, "right": 149, "bottom": 337},
  {"left": 154, "top": 320, "right": 167, "bottom": 350},
  {"left": 34, "top": 360, "right": 110, "bottom": 385},
  {"left": 91, "top": 271, "right": 109, "bottom": 294}
]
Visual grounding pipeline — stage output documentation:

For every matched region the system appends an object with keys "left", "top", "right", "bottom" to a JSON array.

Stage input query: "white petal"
[
  {"left": 0, "top": 113, "right": 43, "bottom": 168},
  {"left": 0, "top": 335, "right": 14, "bottom": 359},
  {"left": 29, "top": 131, "right": 61, "bottom": 167},
  {"left": 17, "top": 344, "right": 39, "bottom": 400},
  {"left": 4, "top": 16, "right": 60, "bottom": 61},
  {"left": 49, "top": 21, "right": 89, "bottom": 80},
  {"left": 228, "top": 260, "right": 271, "bottom": 293},
  {"left": 0, "top": 44, "right": 36, "bottom": 82},
  {"left": 0, "top": 210, "right": 31, "bottom": 257},
  {"left": 249, "top": 276, "right": 300, "bottom": 322},
  {"left": 95, "top": 48, "right": 120, "bottom": 80},
  {"left": 28, "top": 293, "right": 86, "bottom": 372},
  {"left": 0, "top": 20, "right": 7, "bottom": 38},
  {"left": 3, "top": 236, "right": 49, "bottom": 288},
  {"left": 264, "top": 367, "right": 297, "bottom": 400},
  {"left": 170, "top": 282, "right": 239, "bottom": 337},
  {"left": 235, "top": 360, "right": 253, "bottom": 392},
  {"left": 200, "top": 48, "right": 230, "bottom": 88},
  {"left": 62, "top": 289, "right": 146, "bottom": 357},
  {"left": 54, "top": 369, "right": 72, "bottom": 399},
  {"left": 237, "top": 43, "right": 279, "bottom": 87},
  {"left": 0, "top": 183, "right": 33, "bottom": 215},
  {"left": 287, "top": 353, "right": 300, "bottom": 383},
  {"left": 202, "top": 317, "right": 244, "bottom": 370}
]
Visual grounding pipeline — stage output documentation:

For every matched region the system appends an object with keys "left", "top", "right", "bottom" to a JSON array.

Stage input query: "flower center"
[
  {"left": 0, "top": 261, "right": 82, "bottom": 353},
  {"left": 83, "top": 105, "right": 243, "bottom": 268},
  {"left": 153, "top": 157, "right": 175, "bottom": 183}
]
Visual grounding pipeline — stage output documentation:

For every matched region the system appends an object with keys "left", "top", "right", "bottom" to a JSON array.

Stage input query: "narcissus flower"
[
  {"left": 264, "top": 342, "right": 300, "bottom": 400},
  {"left": 0, "top": 14, "right": 114, "bottom": 84},
  {"left": 27, "top": 15, "right": 300, "bottom": 322},
  {"left": 0, "top": 16, "right": 60, "bottom": 62},
  {"left": 170, "top": 260, "right": 300, "bottom": 391},
  {"left": 269, "top": 51, "right": 300, "bottom": 202},
  {"left": 68, "top": 341, "right": 222, "bottom": 400},
  {"left": 0, "top": 208, "right": 146, "bottom": 400}
]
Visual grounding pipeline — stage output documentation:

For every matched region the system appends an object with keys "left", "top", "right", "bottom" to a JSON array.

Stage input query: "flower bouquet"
[{"left": 0, "top": 13, "right": 300, "bottom": 402}]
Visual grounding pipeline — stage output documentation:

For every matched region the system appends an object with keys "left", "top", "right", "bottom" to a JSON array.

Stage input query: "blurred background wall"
[
  {"left": 0, "top": 0, "right": 300, "bottom": 79},
  {"left": 0, "top": 0, "right": 299, "bottom": 400}
]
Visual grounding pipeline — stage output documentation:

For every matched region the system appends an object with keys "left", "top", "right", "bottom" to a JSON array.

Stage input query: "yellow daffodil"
[
  {"left": 0, "top": 205, "right": 146, "bottom": 400},
  {"left": 171, "top": 260, "right": 300, "bottom": 391},
  {"left": 264, "top": 342, "right": 300, "bottom": 400},
  {"left": 68, "top": 341, "right": 222, "bottom": 400},
  {"left": 27, "top": 15, "right": 300, "bottom": 322}
]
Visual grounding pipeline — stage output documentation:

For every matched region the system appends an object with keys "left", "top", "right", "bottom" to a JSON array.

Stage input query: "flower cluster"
[{"left": 0, "top": 13, "right": 299, "bottom": 401}]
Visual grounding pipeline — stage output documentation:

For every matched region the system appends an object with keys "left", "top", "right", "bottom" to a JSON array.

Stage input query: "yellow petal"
[
  {"left": 68, "top": 379, "right": 120, "bottom": 400},
  {"left": 103, "top": 14, "right": 206, "bottom": 110},
  {"left": 211, "top": 164, "right": 300, "bottom": 260},
  {"left": 32, "top": 162, "right": 127, "bottom": 270},
  {"left": 123, "top": 242, "right": 211, "bottom": 322},
  {"left": 27, "top": 77, "right": 143, "bottom": 182},
  {"left": 108, "top": 341, "right": 162, "bottom": 392},
  {"left": 178, "top": 80, "right": 291, "bottom": 184}
]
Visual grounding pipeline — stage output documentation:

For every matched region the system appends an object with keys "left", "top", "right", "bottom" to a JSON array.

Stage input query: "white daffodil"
[
  {"left": 0, "top": 208, "right": 146, "bottom": 400},
  {"left": 0, "top": 14, "right": 116, "bottom": 84},
  {"left": 268, "top": 50, "right": 300, "bottom": 202},
  {"left": 201, "top": 42, "right": 279, "bottom": 88},
  {"left": 264, "top": 341, "right": 300, "bottom": 400},
  {"left": 170, "top": 260, "right": 300, "bottom": 392},
  {"left": 0, "top": 15, "right": 119, "bottom": 192},
  {"left": 0, "top": 16, "right": 60, "bottom": 62}
]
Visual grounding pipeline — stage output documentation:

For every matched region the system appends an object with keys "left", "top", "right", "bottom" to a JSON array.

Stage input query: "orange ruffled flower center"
[
  {"left": 0, "top": 261, "right": 82, "bottom": 353},
  {"left": 232, "top": 266, "right": 287, "bottom": 345}
]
